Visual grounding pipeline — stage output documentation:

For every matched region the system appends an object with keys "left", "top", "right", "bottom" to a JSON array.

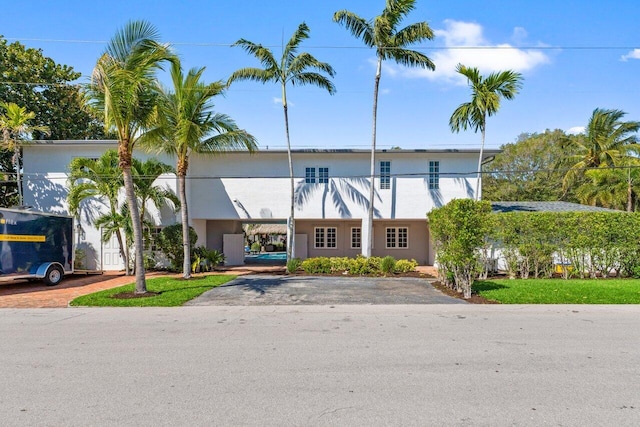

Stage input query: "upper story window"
[
  {"left": 305, "top": 167, "right": 329, "bottom": 184},
  {"left": 428, "top": 161, "right": 440, "bottom": 190},
  {"left": 305, "top": 167, "right": 316, "bottom": 183},
  {"left": 318, "top": 167, "right": 329, "bottom": 184},
  {"left": 380, "top": 161, "right": 390, "bottom": 190}
]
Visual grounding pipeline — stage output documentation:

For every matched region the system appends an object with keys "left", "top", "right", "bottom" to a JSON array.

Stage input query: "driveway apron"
[{"left": 186, "top": 275, "right": 465, "bottom": 305}]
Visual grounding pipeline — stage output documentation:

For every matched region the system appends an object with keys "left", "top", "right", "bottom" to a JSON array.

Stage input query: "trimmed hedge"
[
  {"left": 492, "top": 211, "right": 640, "bottom": 279},
  {"left": 299, "top": 256, "right": 417, "bottom": 275}
]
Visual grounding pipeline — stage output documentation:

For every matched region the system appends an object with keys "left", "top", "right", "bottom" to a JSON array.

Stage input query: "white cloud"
[
  {"left": 401, "top": 20, "right": 551, "bottom": 85},
  {"left": 567, "top": 126, "right": 585, "bottom": 135},
  {"left": 621, "top": 49, "right": 640, "bottom": 61}
]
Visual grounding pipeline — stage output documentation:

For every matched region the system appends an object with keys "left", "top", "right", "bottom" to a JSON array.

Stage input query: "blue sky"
[{"left": 2, "top": 0, "right": 639, "bottom": 150}]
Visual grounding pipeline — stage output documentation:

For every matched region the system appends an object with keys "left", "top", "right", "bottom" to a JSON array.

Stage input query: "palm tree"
[
  {"left": 449, "top": 64, "right": 523, "bottom": 201},
  {"left": 144, "top": 60, "right": 257, "bottom": 278},
  {"left": 68, "top": 150, "right": 130, "bottom": 274},
  {"left": 87, "top": 20, "right": 174, "bottom": 293},
  {"left": 131, "top": 157, "right": 179, "bottom": 230},
  {"left": 0, "top": 102, "right": 50, "bottom": 206},
  {"left": 228, "top": 22, "right": 335, "bottom": 263},
  {"left": 562, "top": 109, "right": 640, "bottom": 196},
  {"left": 334, "top": 0, "right": 435, "bottom": 256},
  {"left": 576, "top": 165, "right": 640, "bottom": 211}
]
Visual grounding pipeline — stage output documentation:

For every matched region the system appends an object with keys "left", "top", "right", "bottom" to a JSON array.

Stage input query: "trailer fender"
[{"left": 36, "top": 263, "right": 65, "bottom": 286}]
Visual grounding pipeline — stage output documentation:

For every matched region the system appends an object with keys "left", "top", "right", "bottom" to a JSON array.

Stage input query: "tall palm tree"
[
  {"left": 562, "top": 109, "right": 640, "bottom": 192},
  {"left": 559, "top": 108, "right": 640, "bottom": 210},
  {"left": 87, "top": 20, "right": 174, "bottom": 293},
  {"left": 334, "top": 0, "right": 435, "bottom": 257},
  {"left": 228, "top": 22, "right": 335, "bottom": 263},
  {"left": 144, "top": 60, "right": 257, "bottom": 278},
  {"left": 449, "top": 64, "right": 523, "bottom": 201},
  {"left": 0, "top": 102, "right": 50, "bottom": 206},
  {"left": 67, "top": 150, "right": 129, "bottom": 273}
]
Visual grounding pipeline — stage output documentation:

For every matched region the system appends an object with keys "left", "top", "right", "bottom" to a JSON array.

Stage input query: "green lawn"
[
  {"left": 473, "top": 278, "right": 640, "bottom": 304},
  {"left": 70, "top": 274, "right": 236, "bottom": 307}
]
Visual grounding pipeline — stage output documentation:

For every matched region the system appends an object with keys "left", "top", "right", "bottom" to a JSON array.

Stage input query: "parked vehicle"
[{"left": 0, "top": 208, "right": 73, "bottom": 285}]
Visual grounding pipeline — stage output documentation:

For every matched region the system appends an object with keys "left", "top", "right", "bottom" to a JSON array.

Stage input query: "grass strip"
[
  {"left": 70, "top": 274, "right": 236, "bottom": 307},
  {"left": 474, "top": 278, "right": 640, "bottom": 304}
]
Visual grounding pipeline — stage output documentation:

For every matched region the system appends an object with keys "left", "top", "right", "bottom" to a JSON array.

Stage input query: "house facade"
[{"left": 22, "top": 140, "right": 498, "bottom": 270}]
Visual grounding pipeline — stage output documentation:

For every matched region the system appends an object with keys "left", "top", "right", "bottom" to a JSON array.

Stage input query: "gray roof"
[{"left": 491, "top": 201, "right": 622, "bottom": 213}]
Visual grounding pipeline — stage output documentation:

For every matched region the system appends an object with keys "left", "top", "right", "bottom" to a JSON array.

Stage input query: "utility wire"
[{"left": 11, "top": 163, "right": 640, "bottom": 181}]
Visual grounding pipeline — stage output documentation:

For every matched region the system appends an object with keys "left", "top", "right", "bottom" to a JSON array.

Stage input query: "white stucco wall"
[{"left": 22, "top": 141, "right": 496, "bottom": 269}]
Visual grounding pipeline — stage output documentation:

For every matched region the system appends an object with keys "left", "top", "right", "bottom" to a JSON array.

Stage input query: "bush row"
[{"left": 297, "top": 256, "right": 417, "bottom": 275}]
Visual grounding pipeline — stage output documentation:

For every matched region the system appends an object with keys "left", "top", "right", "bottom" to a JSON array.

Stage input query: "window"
[
  {"left": 380, "top": 161, "right": 390, "bottom": 190},
  {"left": 351, "top": 227, "right": 361, "bottom": 249},
  {"left": 386, "top": 227, "right": 408, "bottom": 248},
  {"left": 318, "top": 167, "right": 329, "bottom": 184},
  {"left": 305, "top": 167, "right": 316, "bottom": 183},
  {"left": 315, "top": 227, "right": 337, "bottom": 248},
  {"left": 429, "top": 161, "right": 439, "bottom": 190},
  {"left": 306, "top": 167, "right": 329, "bottom": 184},
  {"left": 145, "top": 226, "right": 163, "bottom": 251}
]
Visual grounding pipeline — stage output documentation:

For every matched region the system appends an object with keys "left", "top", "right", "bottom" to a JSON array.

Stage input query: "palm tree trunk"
[
  {"left": 179, "top": 173, "right": 191, "bottom": 278},
  {"left": 366, "top": 58, "right": 382, "bottom": 258},
  {"left": 283, "top": 83, "right": 296, "bottom": 263},
  {"left": 114, "top": 226, "right": 130, "bottom": 276},
  {"left": 475, "top": 123, "right": 486, "bottom": 201},
  {"left": 122, "top": 163, "right": 146, "bottom": 293}
]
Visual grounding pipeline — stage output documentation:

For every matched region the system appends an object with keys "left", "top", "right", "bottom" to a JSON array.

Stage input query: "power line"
[
  {"left": 13, "top": 163, "right": 640, "bottom": 181},
  {"left": 4, "top": 37, "right": 639, "bottom": 50}
]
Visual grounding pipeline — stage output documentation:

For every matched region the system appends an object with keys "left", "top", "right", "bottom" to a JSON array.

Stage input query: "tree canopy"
[{"left": 0, "top": 36, "right": 109, "bottom": 140}]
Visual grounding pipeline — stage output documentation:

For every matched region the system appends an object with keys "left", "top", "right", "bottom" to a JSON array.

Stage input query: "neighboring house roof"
[
  {"left": 245, "top": 224, "right": 287, "bottom": 235},
  {"left": 491, "top": 201, "right": 622, "bottom": 213}
]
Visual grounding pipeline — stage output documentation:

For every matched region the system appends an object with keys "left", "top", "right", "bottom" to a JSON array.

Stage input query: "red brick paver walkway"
[{"left": 0, "top": 264, "right": 435, "bottom": 308}]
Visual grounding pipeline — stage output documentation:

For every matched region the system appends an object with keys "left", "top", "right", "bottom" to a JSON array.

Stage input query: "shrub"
[
  {"left": 381, "top": 256, "right": 396, "bottom": 274},
  {"left": 394, "top": 259, "right": 417, "bottom": 273},
  {"left": 301, "top": 257, "right": 332, "bottom": 274},
  {"left": 348, "top": 255, "right": 382, "bottom": 275},
  {"left": 287, "top": 257, "right": 302, "bottom": 274},
  {"left": 156, "top": 224, "right": 198, "bottom": 272},
  {"left": 250, "top": 241, "right": 261, "bottom": 252}
]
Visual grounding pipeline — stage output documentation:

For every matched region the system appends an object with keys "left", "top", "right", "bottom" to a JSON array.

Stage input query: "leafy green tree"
[
  {"left": 0, "top": 36, "right": 108, "bottom": 140},
  {"left": 562, "top": 109, "right": 640, "bottom": 206},
  {"left": 67, "top": 150, "right": 129, "bottom": 274},
  {"left": 228, "top": 22, "right": 334, "bottom": 263},
  {"left": 449, "top": 64, "right": 523, "bottom": 200},
  {"left": 0, "top": 102, "right": 50, "bottom": 206},
  {"left": 428, "top": 199, "right": 493, "bottom": 298},
  {"left": 334, "top": 0, "right": 435, "bottom": 256},
  {"left": 87, "top": 20, "right": 175, "bottom": 293},
  {"left": 483, "top": 130, "right": 581, "bottom": 202},
  {"left": 146, "top": 60, "right": 256, "bottom": 278}
]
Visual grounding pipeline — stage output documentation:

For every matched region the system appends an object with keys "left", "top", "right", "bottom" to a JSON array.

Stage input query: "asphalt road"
[{"left": 1, "top": 305, "right": 639, "bottom": 426}]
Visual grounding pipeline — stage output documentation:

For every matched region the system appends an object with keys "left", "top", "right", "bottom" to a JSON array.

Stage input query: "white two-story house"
[{"left": 22, "top": 140, "right": 497, "bottom": 270}]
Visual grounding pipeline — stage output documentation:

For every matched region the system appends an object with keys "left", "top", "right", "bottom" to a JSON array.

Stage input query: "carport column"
[{"left": 361, "top": 216, "right": 371, "bottom": 257}]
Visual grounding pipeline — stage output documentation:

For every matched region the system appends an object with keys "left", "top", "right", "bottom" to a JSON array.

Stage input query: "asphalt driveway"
[{"left": 186, "top": 275, "right": 465, "bottom": 305}]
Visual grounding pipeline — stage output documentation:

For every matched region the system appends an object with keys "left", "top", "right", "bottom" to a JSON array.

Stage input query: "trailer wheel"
[{"left": 43, "top": 265, "right": 64, "bottom": 286}]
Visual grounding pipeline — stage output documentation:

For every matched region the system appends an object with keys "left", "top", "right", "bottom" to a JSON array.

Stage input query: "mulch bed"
[
  {"left": 431, "top": 281, "right": 499, "bottom": 304},
  {"left": 112, "top": 292, "right": 161, "bottom": 299}
]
